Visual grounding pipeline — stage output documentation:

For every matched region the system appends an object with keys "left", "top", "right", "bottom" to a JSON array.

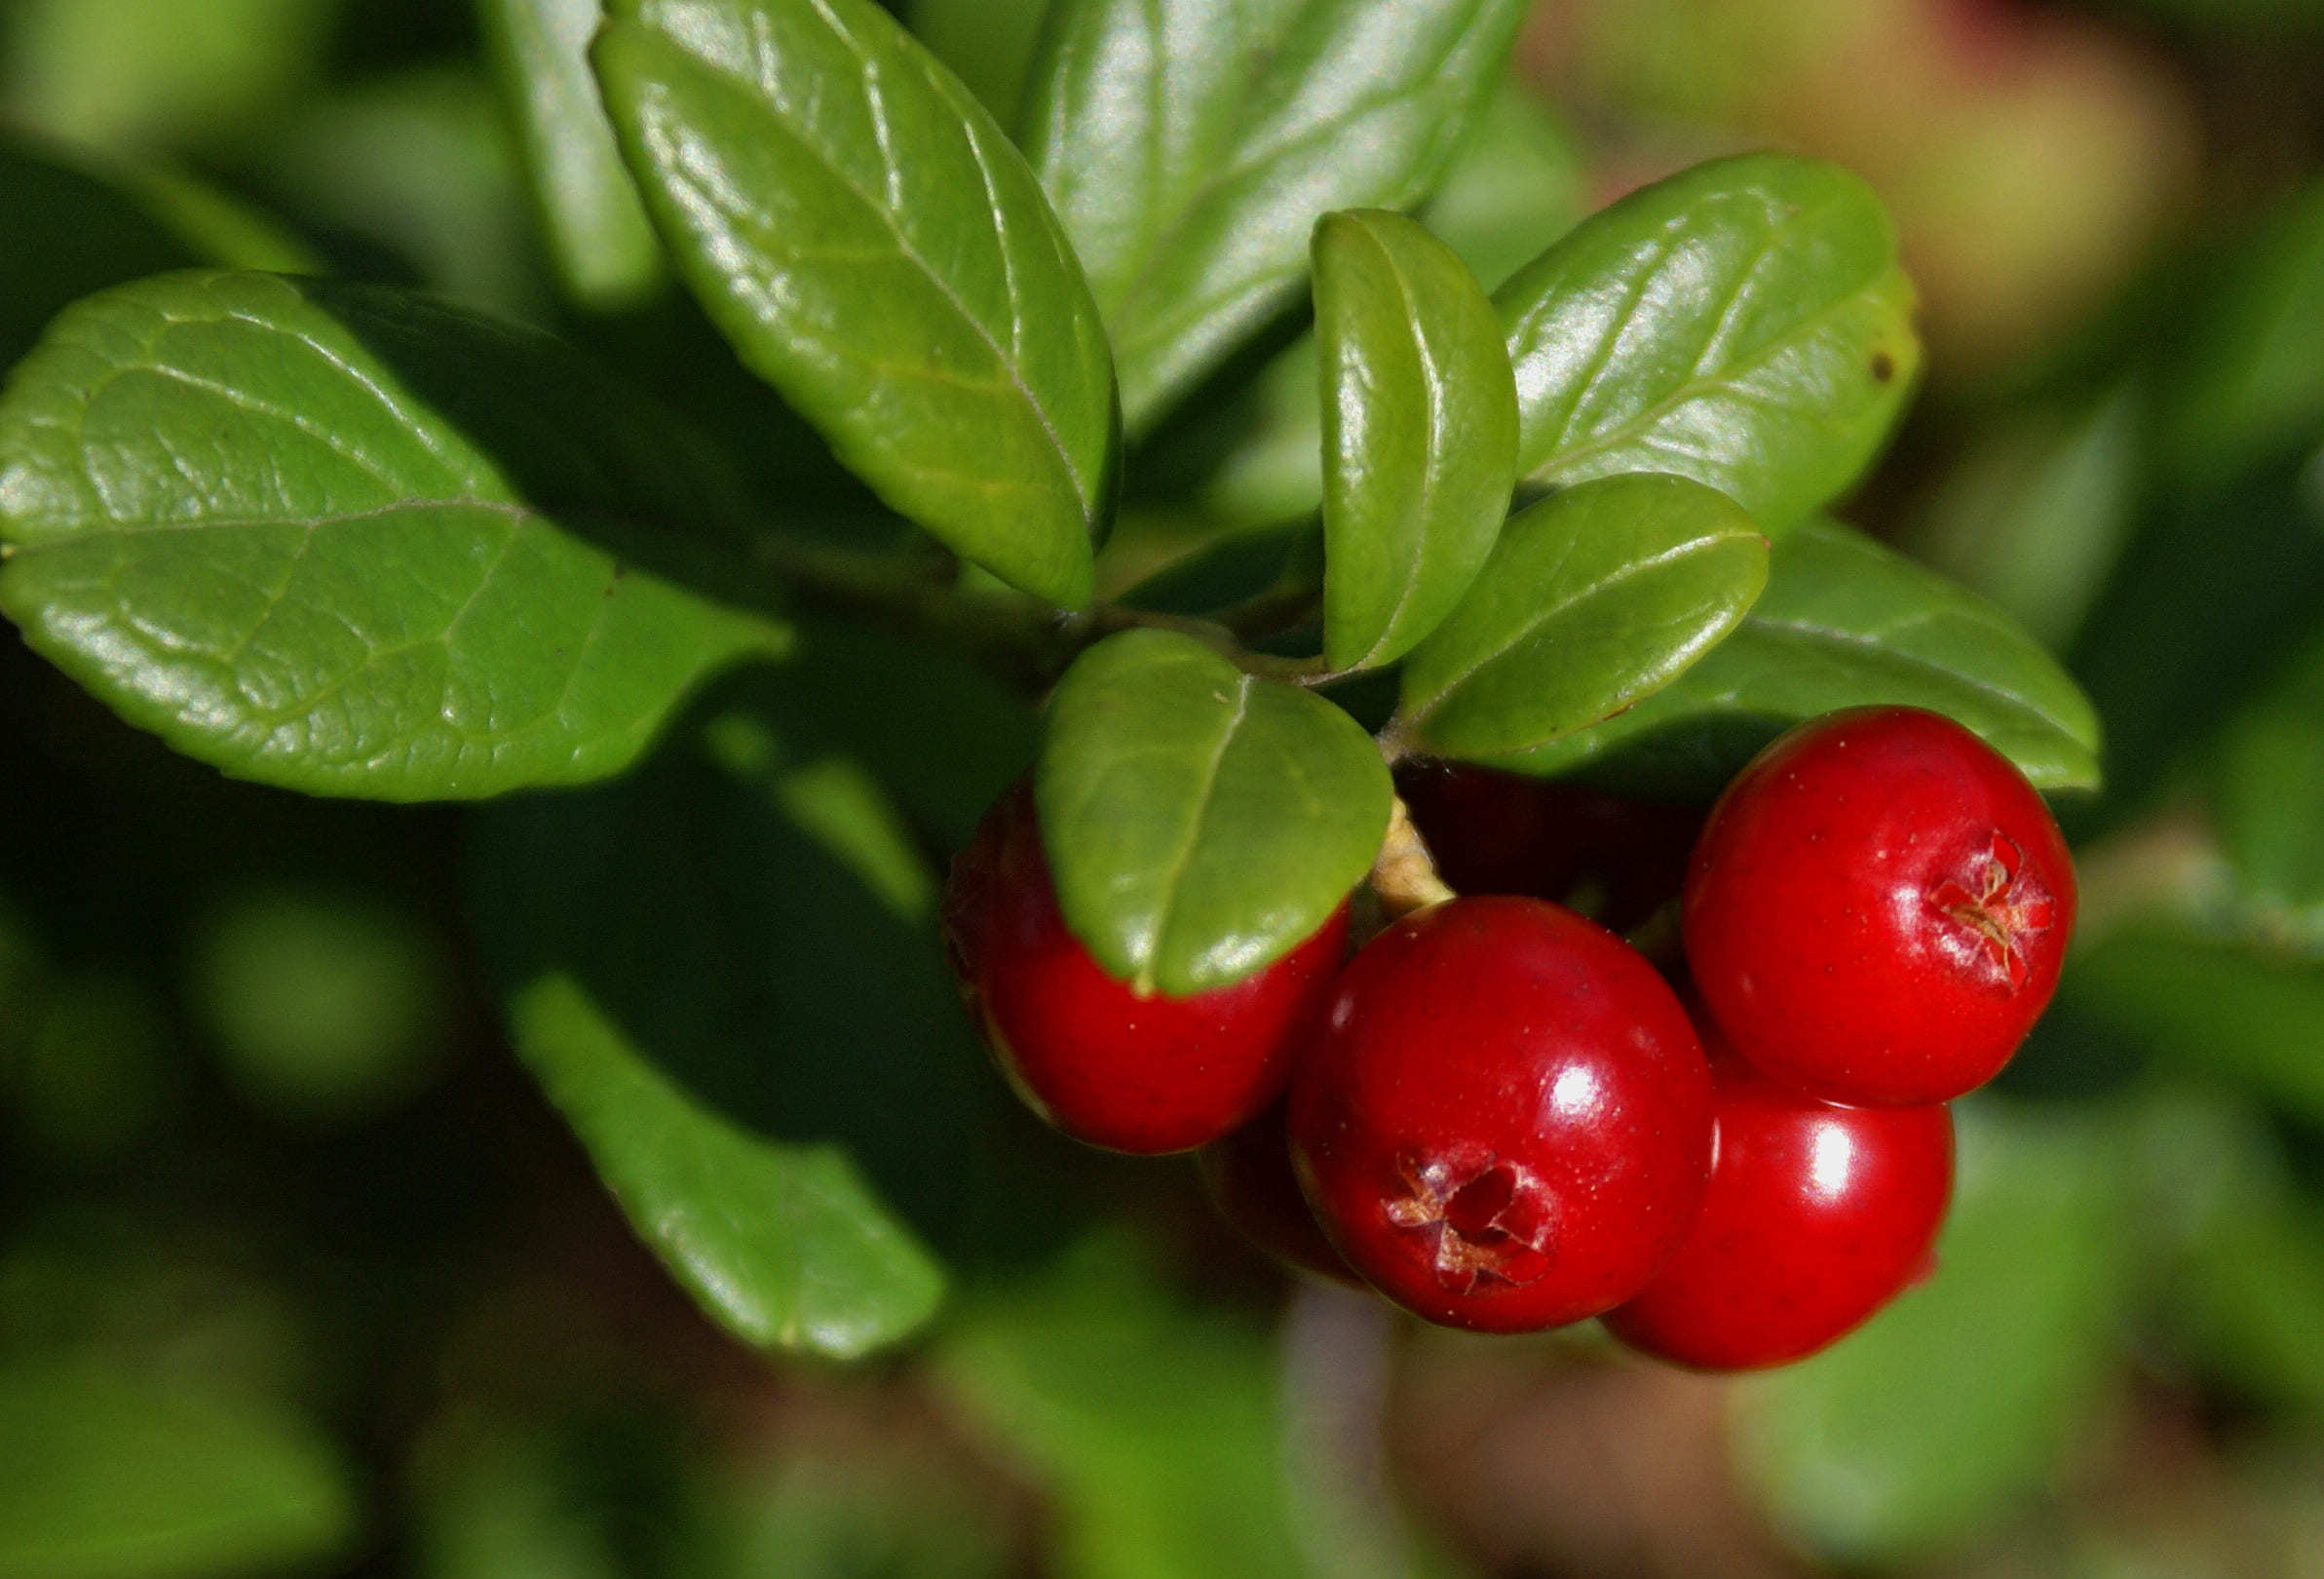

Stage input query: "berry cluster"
[{"left": 944, "top": 707, "right": 2076, "bottom": 1369}]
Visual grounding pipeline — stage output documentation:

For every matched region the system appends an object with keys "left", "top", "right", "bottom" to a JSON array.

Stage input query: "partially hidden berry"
[
  {"left": 1288, "top": 896, "right": 1714, "bottom": 1333},
  {"left": 1602, "top": 1024, "right": 1954, "bottom": 1370},
  {"left": 1683, "top": 706, "right": 2076, "bottom": 1106},
  {"left": 943, "top": 783, "right": 1350, "bottom": 1155},
  {"left": 1198, "top": 1098, "right": 1358, "bottom": 1285}
]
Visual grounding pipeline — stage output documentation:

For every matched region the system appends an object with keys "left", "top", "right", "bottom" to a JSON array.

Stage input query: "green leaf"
[
  {"left": 0, "top": 1354, "right": 356, "bottom": 1579},
  {"left": 1195, "top": 79, "right": 1583, "bottom": 529},
  {"left": 1021, "top": 0, "right": 1529, "bottom": 433},
  {"left": 0, "top": 272, "right": 790, "bottom": 800},
  {"left": 1496, "top": 153, "right": 1919, "bottom": 535},
  {"left": 1393, "top": 474, "right": 1767, "bottom": 758},
  {"left": 594, "top": 0, "right": 1114, "bottom": 607},
  {"left": 481, "top": 0, "right": 665, "bottom": 311},
  {"left": 904, "top": 0, "right": 1052, "bottom": 130},
  {"left": 466, "top": 706, "right": 990, "bottom": 1358},
  {"left": 1037, "top": 629, "right": 1391, "bottom": 996},
  {"left": 934, "top": 1234, "right": 1305, "bottom": 1579},
  {"left": 1495, "top": 519, "right": 2103, "bottom": 795},
  {"left": 1738, "top": 1103, "right": 2132, "bottom": 1566},
  {"left": 1316, "top": 210, "right": 1517, "bottom": 672}
]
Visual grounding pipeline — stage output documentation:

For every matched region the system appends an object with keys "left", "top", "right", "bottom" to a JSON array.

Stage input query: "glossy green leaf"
[
  {"left": 466, "top": 707, "right": 989, "bottom": 1358},
  {"left": 1496, "top": 519, "right": 2103, "bottom": 795},
  {"left": 0, "top": 1355, "right": 356, "bottom": 1579},
  {"left": 905, "top": 0, "right": 1052, "bottom": 129},
  {"left": 934, "top": 1234, "right": 1305, "bottom": 1579},
  {"left": 1037, "top": 629, "right": 1391, "bottom": 996},
  {"left": 1021, "top": 0, "right": 1529, "bottom": 432},
  {"left": 1393, "top": 474, "right": 1767, "bottom": 758},
  {"left": 1739, "top": 1104, "right": 2132, "bottom": 1566},
  {"left": 1195, "top": 79, "right": 1583, "bottom": 528},
  {"left": 1496, "top": 153, "right": 1919, "bottom": 535},
  {"left": 595, "top": 0, "right": 1114, "bottom": 607},
  {"left": 481, "top": 0, "right": 665, "bottom": 311},
  {"left": 1316, "top": 210, "right": 1516, "bottom": 672},
  {"left": 0, "top": 271, "right": 790, "bottom": 800}
]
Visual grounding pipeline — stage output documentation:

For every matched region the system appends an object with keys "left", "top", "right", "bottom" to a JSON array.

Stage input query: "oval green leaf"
[
  {"left": 0, "top": 271, "right": 790, "bottom": 801},
  {"left": 1316, "top": 210, "right": 1517, "bottom": 672},
  {"left": 1394, "top": 474, "right": 1768, "bottom": 758},
  {"left": 1492, "top": 519, "right": 2104, "bottom": 794},
  {"left": 1037, "top": 629, "right": 1391, "bottom": 997},
  {"left": 1496, "top": 152, "right": 1920, "bottom": 536},
  {"left": 467, "top": 704, "right": 988, "bottom": 1359},
  {"left": 0, "top": 1356, "right": 357, "bottom": 1579},
  {"left": 1021, "top": 0, "right": 1529, "bottom": 433},
  {"left": 481, "top": 0, "right": 664, "bottom": 311},
  {"left": 595, "top": 0, "right": 1113, "bottom": 607}
]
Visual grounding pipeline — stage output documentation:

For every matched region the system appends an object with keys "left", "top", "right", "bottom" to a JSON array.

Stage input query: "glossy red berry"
[
  {"left": 943, "top": 784, "right": 1350, "bottom": 1155},
  {"left": 1288, "top": 897, "right": 1714, "bottom": 1332},
  {"left": 1602, "top": 1027, "right": 1954, "bottom": 1370},
  {"left": 1394, "top": 761, "right": 1703, "bottom": 933},
  {"left": 1197, "top": 1099, "right": 1357, "bottom": 1285},
  {"left": 1683, "top": 707, "right": 2076, "bottom": 1107}
]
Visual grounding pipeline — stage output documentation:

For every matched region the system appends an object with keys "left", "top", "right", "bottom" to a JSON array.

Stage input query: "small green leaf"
[
  {"left": 1038, "top": 629, "right": 1391, "bottom": 996},
  {"left": 595, "top": 0, "right": 1113, "bottom": 607},
  {"left": 467, "top": 709, "right": 987, "bottom": 1358},
  {"left": 1394, "top": 474, "right": 1767, "bottom": 758},
  {"left": 481, "top": 0, "right": 665, "bottom": 311},
  {"left": 0, "top": 271, "right": 789, "bottom": 800},
  {"left": 1316, "top": 210, "right": 1516, "bottom": 672},
  {"left": 1496, "top": 519, "right": 2103, "bottom": 794},
  {"left": 0, "top": 1355, "right": 357, "bottom": 1579},
  {"left": 1738, "top": 1103, "right": 2132, "bottom": 1566},
  {"left": 1022, "top": 0, "right": 1529, "bottom": 432},
  {"left": 1497, "top": 153, "right": 1919, "bottom": 535}
]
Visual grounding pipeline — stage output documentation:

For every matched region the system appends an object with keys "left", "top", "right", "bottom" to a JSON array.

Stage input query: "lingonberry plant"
[{"left": 0, "top": 0, "right": 2105, "bottom": 1374}]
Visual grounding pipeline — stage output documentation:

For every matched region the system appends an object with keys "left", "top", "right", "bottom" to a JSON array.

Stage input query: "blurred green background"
[{"left": 7, "top": 0, "right": 2324, "bottom": 1574}]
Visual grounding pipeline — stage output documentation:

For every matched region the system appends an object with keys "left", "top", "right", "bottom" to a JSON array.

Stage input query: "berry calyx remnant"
[
  {"left": 1287, "top": 896, "right": 1714, "bottom": 1332},
  {"left": 1682, "top": 706, "right": 2076, "bottom": 1106}
]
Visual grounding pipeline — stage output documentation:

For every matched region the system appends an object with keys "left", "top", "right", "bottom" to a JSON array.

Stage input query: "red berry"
[
  {"left": 1683, "top": 707, "right": 2076, "bottom": 1106},
  {"left": 1287, "top": 897, "right": 1714, "bottom": 1332},
  {"left": 943, "top": 784, "right": 1350, "bottom": 1155},
  {"left": 1394, "top": 761, "right": 1703, "bottom": 932},
  {"left": 1197, "top": 1099, "right": 1358, "bottom": 1285},
  {"left": 1603, "top": 1026, "right": 1954, "bottom": 1370}
]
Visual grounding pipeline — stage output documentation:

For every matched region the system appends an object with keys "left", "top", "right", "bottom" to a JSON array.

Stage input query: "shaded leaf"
[
  {"left": 596, "top": 0, "right": 1113, "bottom": 606},
  {"left": 0, "top": 1355, "right": 356, "bottom": 1579},
  {"left": 481, "top": 0, "right": 665, "bottom": 310},
  {"left": 1394, "top": 474, "right": 1767, "bottom": 758},
  {"left": 1022, "top": 0, "right": 1528, "bottom": 432},
  {"left": 466, "top": 707, "right": 988, "bottom": 1358},
  {"left": 1316, "top": 210, "right": 1516, "bottom": 671},
  {"left": 1038, "top": 629, "right": 1391, "bottom": 996},
  {"left": 0, "top": 271, "right": 789, "bottom": 800},
  {"left": 1739, "top": 1103, "right": 2131, "bottom": 1565},
  {"left": 1497, "top": 153, "right": 1918, "bottom": 535},
  {"left": 1496, "top": 519, "right": 2102, "bottom": 795}
]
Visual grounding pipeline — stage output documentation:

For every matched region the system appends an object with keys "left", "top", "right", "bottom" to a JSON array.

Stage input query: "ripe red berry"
[
  {"left": 1683, "top": 707, "right": 2076, "bottom": 1107},
  {"left": 1394, "top": 761, "right": 1703, "bottom": 932},
  {"left": 1197, "top": 1099, "right": 1357, "bottom": 1285},
  {"left": 1602, "top": 1027, "right": 1954, "bottom": 1370},
  {"left": 1287, "top": 897, "right": 1714, "bottom": 1332},
  {"left": 943, "top": 784, "right": 1350, "bottom": 1155}
]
